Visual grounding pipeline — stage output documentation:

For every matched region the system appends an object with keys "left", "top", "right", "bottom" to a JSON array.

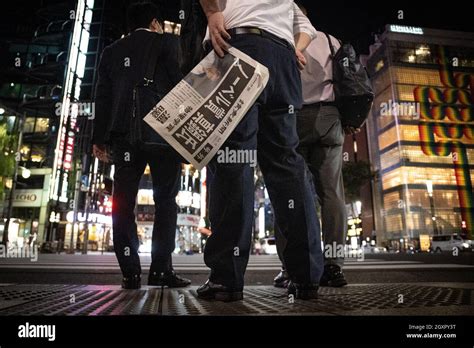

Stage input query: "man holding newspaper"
[{"left": 197, "top": 0, "right": 324, "bottom": 301}]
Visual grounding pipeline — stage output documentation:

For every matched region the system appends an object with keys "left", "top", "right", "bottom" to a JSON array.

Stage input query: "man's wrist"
[
  {"left": 205, "top": 9, "right": 221, "bottom": 18},
  {"left": 200, "top": 0, "right": 221, "bottom": 18}
]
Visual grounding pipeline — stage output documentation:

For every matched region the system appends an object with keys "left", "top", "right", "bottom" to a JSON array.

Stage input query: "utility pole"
[{"left": 69, "top": 163, "right": 82, "bottom": 254}]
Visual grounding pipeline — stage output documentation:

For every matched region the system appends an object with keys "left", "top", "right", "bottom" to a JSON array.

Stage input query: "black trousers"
[
  {"left": 276, "top": 105, "right": 347, "bottom": 268},
  {"left": 111, "top": 140, "right": 181, "bottom": 277},
  {"left": 204, "top": 34, "right": 324, "bottom": 290}
]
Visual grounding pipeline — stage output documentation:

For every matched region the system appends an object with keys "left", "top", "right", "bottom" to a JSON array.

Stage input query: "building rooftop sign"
[{"left": 389, "top": 25, "right": 424, "bottom": 35}]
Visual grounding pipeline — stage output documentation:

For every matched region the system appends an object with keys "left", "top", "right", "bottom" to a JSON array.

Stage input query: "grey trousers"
[{"left": 276, "top": 105, "right": 347, "bottom": 268}]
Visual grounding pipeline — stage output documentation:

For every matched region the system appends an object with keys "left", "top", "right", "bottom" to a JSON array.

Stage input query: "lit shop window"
[
  {"left": 23, "top": 118, "right": 36, "bottom": 133},
  {"left": 433, "top": 191, "right": 461, "bottom": 209},
  {"left": 382, "top": 168, "right": 403, "bottom": 191},
  {"left": 391, "top": 42, "right": 436, "bottom": 65},
  {"left": 393, "top": 67, "right": 443, "bottom": 87},
  {"left": 20, "top": 144, "right": 31, "bottom": 161},
  {"left": 375, "top": 59, "right": 385, "bottom": 73},
  {"left": 399, "top": 126, "right": 420, "bottom": 142},
  {"left": 384, "top": 214, "right": 403, "bottom": 233},
  {"left": 383, "top": 191, "right": 401, "bottom": 209},
  {"left": 404, "top": 167, "right": 458, "bottom": 186},
  {"left": 23, "top": 117, "right": 50, "bottom": 134},
  {"left": 407, "top": 189, "right": 460, "bottom": 208},
  {"left": 30, "top": 144, "right": 46, "bottom": 163},
  {"left": 378, "top": 127, "right": 399, "bottom": 151},
  {"left": 435, "top": 212, "right": 462, "bottom": 230},
  {"left": 380, "top": 147, "right": 401, "bottom": 170},
  {"left": 35, "top": 118, "right": 49, "bottom": 133},
  {"left": 395, "top": 85, "right": 417, "bottom": 102},
  {"left": 405, "top": 213, "right": 421, "bottom": 230},
  {"left": 379, "top": 124, "right": 421, "bottom": 149},
  {"left": 400, "top": 146, "right": 474, "bottom": 165},
  {"left": 381, "top": 166, "right": 459, "bottom": 190}
]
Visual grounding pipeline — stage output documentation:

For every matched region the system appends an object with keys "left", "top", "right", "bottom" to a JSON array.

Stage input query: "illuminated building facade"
[{"left": 366, "top": 25, "right": 474, "bottom": 248}]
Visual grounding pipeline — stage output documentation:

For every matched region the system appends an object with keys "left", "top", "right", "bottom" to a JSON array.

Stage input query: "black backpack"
[{"left": 325, "top": 33, "right": 374, "bottom": 128}]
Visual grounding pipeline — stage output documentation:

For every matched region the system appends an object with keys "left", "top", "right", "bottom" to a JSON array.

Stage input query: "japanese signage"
[{"left": 144, "top": 47, "right": 269, "bottom": 170}]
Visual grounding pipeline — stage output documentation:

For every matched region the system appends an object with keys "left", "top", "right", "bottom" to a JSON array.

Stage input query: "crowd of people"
[{"left": 92, "top": 0, "right": 360, "bottom": 301}]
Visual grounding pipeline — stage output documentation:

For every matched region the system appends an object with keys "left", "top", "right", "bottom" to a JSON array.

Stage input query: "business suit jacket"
[{"left": 93, "top": 30, "right": 182, "bottom": 145}]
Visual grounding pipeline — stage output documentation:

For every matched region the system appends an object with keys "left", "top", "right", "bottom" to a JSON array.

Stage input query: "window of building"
[
  {"left": 379, "top": 127, "right": 400, "bottom": 151},
  {"left": 445, "top": 46, "right": 474, "bottom": 68},
  {"left": 375, "top": 59, "right": 385, "bottom": 73},
  {"left": 401, "top": 146, "right": 474, "bottom": 166},
  {"left": 17, "top": 175, "right": 45, "bottom": 189},
  {"left": 405, "top": 166, "right": 458, "bottom": 186},
  {"left": 380, "top": 146, "right": 401, "bottom": 169},
  {"left": 390, "top": 42, "right": 437, "bottom": 65},
  {"left": 383, "top": 191, "right": 402, "bottom": 209},
  {"left": 20, "top": 144, "right": 31, "bottom": 161},
  {"left": 23, "top": 118, "right": 36, "bottom": 133},
  {"left": 20, "top": 117, "right": 50, "bottom": 138},
  {"left": 34, "top": 118, "right": 49, "bottom": 133},
  {"left": 393, "top": 67, "right": 443, "bottom": 87},
  {"left": 384, "top": 213, "right": 403, "bottom": 233},
  {"left": 372, "top": 69, "right": 392, "bottom": 94},
  {"left": 30, "top": 144, "right": 46, "bottom": 163},
  {"left": 382, "top": 168, "right": 403, "bottom": 191}
]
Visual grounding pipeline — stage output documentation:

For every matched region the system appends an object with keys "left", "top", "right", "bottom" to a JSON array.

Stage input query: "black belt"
[
  {"left": 305, "top": 101, "right": 338, "bottom": 108},
  {"left": 228, "top": 27, "right": 293, "bottom": 50},
  {"left": 204, "top": 27, "right": 293, "bottom": 52}
]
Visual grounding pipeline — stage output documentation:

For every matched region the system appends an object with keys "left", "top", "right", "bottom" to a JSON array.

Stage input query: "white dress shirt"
[
  {"left": 301, "top": 32, "right": 341, "bottom": 104},
  {"left": 204, "top": 0, "right": 317, "bottom": 47}
]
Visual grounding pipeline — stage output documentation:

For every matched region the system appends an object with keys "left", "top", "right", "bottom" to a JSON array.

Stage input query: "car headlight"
[{"left": 462, "top": 243, "right": 469, "bottom": 249}]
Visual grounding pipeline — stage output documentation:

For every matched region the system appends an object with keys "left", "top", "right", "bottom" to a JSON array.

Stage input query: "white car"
[
  {"left": 431, "top": 234, "right": 472, "bottom": 252},
  {"left": 260, "top": 238, "right": 277, "bottom": 255}
]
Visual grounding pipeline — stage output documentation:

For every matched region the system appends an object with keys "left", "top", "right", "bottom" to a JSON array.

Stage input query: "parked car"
[
  {"left": 260, "top": 238, "right": 277, "bottom": 255},
  {"left": 431, "top": 234, "right": 472, "bottom": 252},
  {"left": 362, "top": 245, "right": 388, "bottom": 254}
]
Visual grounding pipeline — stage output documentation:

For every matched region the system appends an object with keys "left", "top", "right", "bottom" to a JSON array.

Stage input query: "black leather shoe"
[
  {"left": 273, "top": 268, "right": 290, "bottom": 288},
  {"left": 197, "top": 280, "right": 243, "bottom": 302},
  {"left": 319, "top": 264, "right": 348, "bottom": 287},
  {"left": 287, "top": 281, "right": 319, "bottom": 300},
  {"left": 148, "top": 270, "right": 191, "bottom": 287},
  {"left": 122, "top": 275, "right": 141, "bottom": 289}
]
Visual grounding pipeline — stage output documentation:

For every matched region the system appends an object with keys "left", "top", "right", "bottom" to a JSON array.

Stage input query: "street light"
[
  {"left": 19, "top": 167, "right": 31, "bottom": 179},
  {"left": 0, "top": 107, "right": 5, "bottom": 115}
]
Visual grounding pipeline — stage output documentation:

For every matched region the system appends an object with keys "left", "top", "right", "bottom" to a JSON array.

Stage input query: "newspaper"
[{"left": 143, "top": 47, "right": 270, "bottom": 170}]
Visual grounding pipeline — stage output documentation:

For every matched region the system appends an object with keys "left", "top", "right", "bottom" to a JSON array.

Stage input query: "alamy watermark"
[
  {"left": 18, "top": 322, "right": 55, "bottom": 342},
  {"left": 380, "top": 99, "right": 420, "bottom": 119},
  {"left": 216, "top": 147, "right": 257, "bottom": 168},
  {"left": 324, "top": 242, "right": 365, "bottom": 261},
  {"left": 55, "top": 101, "right": 95, "bottom": 120},
  {"left": 0, "top": 244, "right": 38, "bottom": 262}
]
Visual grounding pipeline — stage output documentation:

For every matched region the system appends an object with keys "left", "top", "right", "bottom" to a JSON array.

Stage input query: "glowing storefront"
[{"left": 366, "top": 25, "right": 474, "bottom": 248}]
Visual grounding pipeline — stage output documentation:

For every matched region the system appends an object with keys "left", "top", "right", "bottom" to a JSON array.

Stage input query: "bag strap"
[
  {"left": 143, "top": 33, "right": 163, "bottom": 86},
  {"left": 324, "top": 32, "right": 336, "bottom": 59}
]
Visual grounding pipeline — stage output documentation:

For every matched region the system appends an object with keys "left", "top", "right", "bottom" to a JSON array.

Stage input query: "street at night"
[
  {"left": 1, "top": 0, "right": 474, "bottom": 346},
  {"left": 0, "top": 252, "right": 473, "bottom": 316}
]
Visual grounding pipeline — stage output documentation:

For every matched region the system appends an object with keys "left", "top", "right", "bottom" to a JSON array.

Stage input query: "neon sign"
[{"left": 390, "top": 25, "right": 424, "bottom": 35}]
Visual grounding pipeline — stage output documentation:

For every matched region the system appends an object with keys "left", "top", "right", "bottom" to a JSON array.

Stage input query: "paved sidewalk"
[{"left": 0, "top": 283, "right": 473, "bottom": 316}]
